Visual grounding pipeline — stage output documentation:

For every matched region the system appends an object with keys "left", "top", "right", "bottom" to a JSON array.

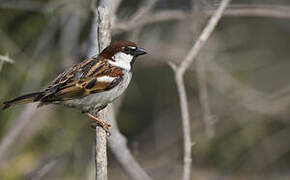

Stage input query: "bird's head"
[{"left": 99, "top": 41, "right": 147, "bottom": 71}]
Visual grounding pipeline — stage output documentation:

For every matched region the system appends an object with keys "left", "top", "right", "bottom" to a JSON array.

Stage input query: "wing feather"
[{"left": 40, "top": 57, "right": 123, "bottom": 103}]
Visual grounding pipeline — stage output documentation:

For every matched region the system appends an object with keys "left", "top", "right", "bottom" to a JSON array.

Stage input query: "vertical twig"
[
  {"left": 88, "top": 3, "right": 111, "bottom": 180},
  {"left": 88, "top": 1, "right": 152, "bottom": 180},
  {"left": 168, "top": 0, "right": 231, "bottom": 180},
  {"left": 95, "top": 108, "right": 108, "bottom": 180},
  {"left": 95, "top": 6, "right": 110, "bottom": 178},
  {"left": 101, "top": 0, "right": 122, "bottom": 27}
]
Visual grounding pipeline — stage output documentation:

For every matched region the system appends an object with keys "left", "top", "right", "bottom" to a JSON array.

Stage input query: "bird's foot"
[{"left": 87, "top": 113, "right": 111, "bottom": 136}]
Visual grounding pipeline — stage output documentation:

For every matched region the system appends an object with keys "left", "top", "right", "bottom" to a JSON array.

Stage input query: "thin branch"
[
  {"left": 213, "top": 7, "right": 290, "bottom": 19},
  {"left": 0, "top": 0, "right": 65, "bottom": 14},
  {"left": 192, "top": 0, "right": 215, "bottom": 138},
  {"left": 0, "top": 104, "right": 39, "bottom": 165},
  {"left": 60, "top": 0, "right": 83, "bottom": 67},
  {"left": 208, "top": 59, "right": 290, "bottom": 116},
  {"left": 0, "top": 54, "right": 14, "bottom": 64},
  {"left": 0, "top": 21, "right": 60, "bottom": 165},
  {"left": 107, "top": 104, "right": 152, "bottom": 180},
  {"left": 229, "top": 4, "right": 290, "bottom": 10},
  {"left": 0, "top": 54, "right": 14, "bottom": 72},
  {"left": 178, "top": 0, "right": 231, "bottom": 75},
  {"left": 244, "top": 127, "right": 290, "bottom": 170},
  {"left": 104, "top": 0, "right": 122, "bottom": 16},
  {"left": 226, "top": 4, "right": 290, "bottom": 17},
  {"left": 168, "top": 65, "right": 193, "bottom": 180},
  {"left": 27, "top": 158, "right": 57, "bottom": 180},
  {"left": 102, "top": 0, "right": 122, "bottom": 27},
  {"left": 113, "top": 4, "right": 290, "bottom": 35},
  {"left": 32, "top": 17, "right": 59, "bottom": 58},
  {"left": 1, "top": 1, "right": 150, "bottom": 179},
  {"left": 129, "top": 0, "right": 158, "bottom": 24},
  {"left": 89, "top": 2, "right": 152, "bottom": 179},
  {"left": 0, "top": 59, "right": 54, "bottom": 166},
  {"left": 88, "top": 4, "right": 111, "bottom": 180},
  {"left": 0, "top": 27, "right": 29, "bottom": 63},
  {"left": 0, "top": 1, "right": 45, "bottom": 12},
  {"left": 113, "top": 10, "right": 186, "bottom": 34},
  {"left": 168, "top": 0, "right": 231, "bottom": 180},
  {"left": 94, "top": 108, "right": 108, "bottom": 180},
  {"left": 112, "top": 0, "right": 159, "bottom": 34}
]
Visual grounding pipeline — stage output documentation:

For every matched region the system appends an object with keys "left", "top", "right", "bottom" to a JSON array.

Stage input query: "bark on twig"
[
  {"left": 88, "top": 5, "right": 111, "bottom": 180},
  {"left": 94, "top": 108, "right": 108, "bottom": 180},
  {"left": 88, "top": 1, "right": 152, "bottom": 180},
  {"left": 168, "top": 63, "right": 192, "bottom": 180},
  {"left": 168, "top": 0, "right": 231, "bottom": 180}
]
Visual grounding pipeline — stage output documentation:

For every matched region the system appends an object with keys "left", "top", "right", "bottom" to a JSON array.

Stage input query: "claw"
[
  {"left": 87, "top": 113, "right": 111, "bottom": 136},
  {"left": 90, "top": 122, "right": 111, "bottom": 136}
]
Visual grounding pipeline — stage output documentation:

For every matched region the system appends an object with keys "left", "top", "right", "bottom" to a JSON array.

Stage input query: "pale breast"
[{"left": 61, "top": 72, "right": 132, "bottom": 112}]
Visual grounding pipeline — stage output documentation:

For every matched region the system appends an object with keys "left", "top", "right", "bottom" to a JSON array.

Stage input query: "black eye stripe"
[
  {"left": 122, "top": 46, "right": 138, "bottom": 55},
  {"left": 123, "top": 47, "right": 131, "bottom": 53}
]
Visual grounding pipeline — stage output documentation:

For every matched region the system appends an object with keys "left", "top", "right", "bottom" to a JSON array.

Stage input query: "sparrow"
[{"left": 2, "top": 41, "right": 147, "bottom": 134}]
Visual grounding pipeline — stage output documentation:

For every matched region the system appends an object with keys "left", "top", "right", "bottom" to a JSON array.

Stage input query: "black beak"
[{"left": 133, "top": 47, "right": 147, "bottom": 56}]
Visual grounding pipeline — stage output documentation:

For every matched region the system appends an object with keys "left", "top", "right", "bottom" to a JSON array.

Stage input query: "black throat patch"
[{"left": 130, "top": 57, "right": 137, "bottom": 71}]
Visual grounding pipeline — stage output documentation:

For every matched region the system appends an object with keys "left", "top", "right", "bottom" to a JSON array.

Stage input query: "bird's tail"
[{"left": 2, "top": 92, "right": 44, "bottom": 110}]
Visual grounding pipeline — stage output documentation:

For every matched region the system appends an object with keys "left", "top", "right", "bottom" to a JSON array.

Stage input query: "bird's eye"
[{"left": 123, "top": 47, "right": 131, "bottom": 54}]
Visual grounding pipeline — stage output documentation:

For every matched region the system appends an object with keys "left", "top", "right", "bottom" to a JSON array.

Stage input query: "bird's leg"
[{"left": 87, "top": 113, "right": 111, "bottom": 135}]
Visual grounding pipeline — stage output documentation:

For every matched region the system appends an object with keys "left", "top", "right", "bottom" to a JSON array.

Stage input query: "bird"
[{"left": 2, "top": 41, "right": 147, "bottom": 134}]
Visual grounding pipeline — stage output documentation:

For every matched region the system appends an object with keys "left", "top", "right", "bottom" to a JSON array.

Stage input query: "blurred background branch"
[
  {"left": 1, "top": 0, "right": 290, "bottom": 179},
  {"left": 107, "top": 104, "right": 152, "bottom": 180},
  {"left": 169, "top": 0, "right": 231, "bottom": 180},
  {"left": 0, "top": 54, "right": 14, "bottom": 72}
]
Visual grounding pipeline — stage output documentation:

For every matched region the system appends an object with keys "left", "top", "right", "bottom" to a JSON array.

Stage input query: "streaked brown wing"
[
  {"left": 50, "top": 56, "right": 99, "bottom": 86},
  {"left": 40, "top": 57, "right": 123, "bottom": 103},
  {"left": 52, "top": 76, "right": 122, "bottom": 100}
]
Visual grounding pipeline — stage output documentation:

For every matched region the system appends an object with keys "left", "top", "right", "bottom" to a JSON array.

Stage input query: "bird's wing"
[{"left": 40, "top": 56, "right": 123, "bottom": 102}]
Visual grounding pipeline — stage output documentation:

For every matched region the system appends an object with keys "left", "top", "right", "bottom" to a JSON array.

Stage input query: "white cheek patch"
[
  {"left": 110, "top": 52, "right": 133, "bottom": 71},
  {"left": 97, "top": 76, "right": 116, "bottom": 83}
]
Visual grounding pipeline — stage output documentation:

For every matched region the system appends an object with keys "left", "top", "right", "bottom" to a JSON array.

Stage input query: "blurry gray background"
[{"left": 1, "top": 0, "right": 290, "bottom": 179}]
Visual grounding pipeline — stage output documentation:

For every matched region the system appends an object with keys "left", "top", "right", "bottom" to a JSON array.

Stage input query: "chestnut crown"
[{"left": 99, "top": 41, "right": 147, "bottom": 59}]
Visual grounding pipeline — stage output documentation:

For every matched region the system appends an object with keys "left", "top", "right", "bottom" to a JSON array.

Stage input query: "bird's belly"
[{"left": 62, "top": 73, "right": 132, "bottom": 112}]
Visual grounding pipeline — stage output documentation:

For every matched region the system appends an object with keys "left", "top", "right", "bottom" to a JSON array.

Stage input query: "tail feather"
[{"left": 2, "top": 92, "right": 43, "bottom": 110}]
